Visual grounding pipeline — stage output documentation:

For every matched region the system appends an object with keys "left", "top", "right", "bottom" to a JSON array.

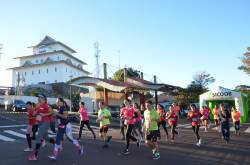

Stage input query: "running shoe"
[
  {"left": 24, "top": 148, "right": 33, "bottom": 152},
  {"left": 198, "top": 139, "right": 202, "bottom": 145},
  {"left": 41, "top": 140, "right": 46, "bottom": 147},
  {"left": 152, "top": 152, "right": 160, "bottom": 160},
  {"left": 79, "top": 145, "right": 84, "bottom": 156},
  {"left": 196, "top": 142, "right": 200, "bottom": 147},
  {"left": 48, "top": 155, "right": 57, "bottom": 160},
  {"left": 121, "top": 149, "right": 130, "bottom": 155},
  {"left": 28, "top": 153, "right": 38, "bottom": 161}
]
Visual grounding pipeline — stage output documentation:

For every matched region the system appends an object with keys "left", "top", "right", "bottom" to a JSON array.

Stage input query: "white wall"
[{"left": 62, "top": 63, "right": 88, "bottom": 82}]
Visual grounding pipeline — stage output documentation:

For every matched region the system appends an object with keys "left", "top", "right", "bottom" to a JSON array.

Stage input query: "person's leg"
[
  {"left": 49, "top": 127, "right": 64, "bottom": 159},
  {"left": 32, "top": 124, "right": 38, "bottom": 140},
  {"left": 162, "top": 121, "right": 169, "bottom": 137},
  {"left": 25, "top": 125, "right": 33, "bottom": 150},
  {"left": 195, "top": 125, "right": 200, "bottom": 141},
  {"left": 78, "top": 121, "right": 84, "bottom": 139},
  {"left": 86, "top": 121, "right": 96, "bottom": 139}
]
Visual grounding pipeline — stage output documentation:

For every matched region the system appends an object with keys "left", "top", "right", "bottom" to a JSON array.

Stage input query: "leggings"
[
  {"left": 192, "top": 125, "right": 200, "bottom": 141},
  {"left": 125, "top": 124, "right": 137, "bottom": 150},
  {"left": 170, "top": 124, "right": 177, "bottom": 140},
  {"left": 234, "top": 121, "right": 240, "bottom": 132},
  {"left": 78, "top": 120, "right": 96, "bottom": 139},
  {"left": 158, "top": 121, "right": 168, "bottom": 137},
  {"left": 221, "top": 123, "right": 230, "bottom": 140}
]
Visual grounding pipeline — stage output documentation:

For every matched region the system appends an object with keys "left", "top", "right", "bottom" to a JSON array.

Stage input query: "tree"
[
  {"left": 112, "top": 67, "right": 140, "bottom": 82},
  {"left": 239, "top": 47, "right": 250, "bottom": 75},
  {"left": 191, "top": 71, "right": 215, "bottom": 89}
]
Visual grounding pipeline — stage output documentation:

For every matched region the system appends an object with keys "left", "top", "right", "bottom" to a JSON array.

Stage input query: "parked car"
[
  {"left": 0, "top": 98, "right": 4, "bottom": 107},
  {"left": 5, "top": 99, "right": 27, "bottom": 112},
  {"left": 109, "top": 105, "right": 120, "bottom": 118}
]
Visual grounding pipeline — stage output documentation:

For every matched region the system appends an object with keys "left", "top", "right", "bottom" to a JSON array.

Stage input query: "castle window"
[{"left": 47, "top": 68, "right": 49, "bottom": 73}]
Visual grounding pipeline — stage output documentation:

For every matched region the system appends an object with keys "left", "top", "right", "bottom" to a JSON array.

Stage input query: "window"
[
  {"left": 46, "top": 68, "right": 49, "bottom": 73},
  {"left": 41, "top": 59, "right": 44, "bottom": 63},
  {"left": 32, "top": 71, "right": 34, "bottom": 75},
  {"left": 57, "top": 56, "right": 59, "bottom": 60},
  {"left": 55, "top": 67, "right": 57, "bottom": 72},
  {"left": 38, "top": 70, "right": 40, "bottom": 74},
  {"left": 25, "top": 72, "right": 26, "bottom": 76},
  {"left": 36, "top": 59, "right": 39, "bottom": 63}
]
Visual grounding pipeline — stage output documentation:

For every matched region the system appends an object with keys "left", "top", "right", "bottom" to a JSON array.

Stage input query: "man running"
[
  {"left": 144, "top": 100, "right": 160, "bottom": 160},
  {"left": 121, "top": 99, "right": 141, "bottom": 155},
  {"left": 187, "top": 104, "right": 202, "bottom": 147},
  {"left": 78, "top": 101, "right": 96, "bottom": 140},
  {"left": 96, "top": 101, "right": 112, "bottom": 148},
  {"left": 219, "top": 103, "right": 231, "bottom": 143},
  {"left": 48, "top": 98, "right": 83, "bottom": 160},
  {"left": 231, "top": 107, "right": 241, "bottom": 136}
]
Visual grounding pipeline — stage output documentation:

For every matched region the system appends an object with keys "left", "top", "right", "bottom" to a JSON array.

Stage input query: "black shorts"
[
  {"left": 100, "top": 125, "right": 109, "bottom": 133},
  {"left": 146, "top": 130, "right": 158, "bottom": 142}
]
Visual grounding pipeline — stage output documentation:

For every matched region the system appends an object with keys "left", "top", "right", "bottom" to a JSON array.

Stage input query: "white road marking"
[
  {"left": 0, "top": 134, "right": 15, "bottom": 142},
  {"left": 0, "top": 125, "right": 26, "bottom": 128},
  {"left": 4, "top": 130, "right": 26, "bottom": 138}
]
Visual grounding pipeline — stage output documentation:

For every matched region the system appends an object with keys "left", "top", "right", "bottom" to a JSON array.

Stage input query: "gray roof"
[{"left": 30, "top": 36, "right": 77, "bottom": 53}]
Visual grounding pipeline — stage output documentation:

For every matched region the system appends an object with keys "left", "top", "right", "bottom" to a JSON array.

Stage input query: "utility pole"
[
  {"left": 103, "top": 63, "right": 108, "bottom": 105},
  {"left": 69, "top": 75, "right": 73, "bottom": 113},
  {"left": 154, "top": 75, "right": 158, "bottom": 107}
]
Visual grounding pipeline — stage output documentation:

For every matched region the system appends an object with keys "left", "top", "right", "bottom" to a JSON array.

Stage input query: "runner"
[
  {"left": 78, "top": 101, "right": 96, "bottom": 140},
  {"left": 121, "top": 99, "right": 141, "bottom": 155},
  {"left": 172, "top": 103, "right": 180, "bottom": 118},
  {"left": 213, "top": 104, "right": 220, "bottom": 131},
  {"left": 187, "top": 104, "right": 202, "bottom": 147},
  {"left": 96, "top": 101, "right": 112, "bottom": 148},
  {"left": 120, "top": 103, "right": 126, "bottom": 140},
  {"left": 48, "top": 97, "right": 83, "bottom": 160},
  {"left": 166, "top": 105, "right": 178, "bottom": 143},
  {"left": 28, "top": 94, "right": 54, "bottom": 161},
  {"left": 133, "top": 103, "right": 143, "bottom": 140},
  {"left": 24, "top": 101, "right": 37, "bottom": 152},
  {"left": 219, "top": 103, "right": 231, "bottom": 144},
  {"left": 200, "top": 105, "right": 210, "bottom": 132},
  {"left": 231, "top": 107, "right": 241, "bottom": 136},
  {"left": 156, "top": 104, "right": 169, "bottom": 141},
  {"left": 144, "top": 100, "right": 160, "bottom": 160}
]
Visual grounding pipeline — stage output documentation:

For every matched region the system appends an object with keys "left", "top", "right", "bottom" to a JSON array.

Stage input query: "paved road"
[{"left": 0, "top": 108, "right": 250, "bottom": 165}]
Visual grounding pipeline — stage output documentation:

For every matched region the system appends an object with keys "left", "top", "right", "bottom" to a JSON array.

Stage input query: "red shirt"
[
  {"left": 36, "top": 103, "right": 52, "bottom": 122},
  {"left": 27, "top": 108, "right": 37, "bottom": 125},
  {"left": 157, "top": 108, "right": 165, "bottom": 122},
  {"left": 167, "top": 112, "right": 177, "bottom": 125},
  {"left": 189, "top": 111, "right": 200, "bottom": 126},
  {"left": 122, "top": 107, "right": 136, "bottom": 125},
  {"left": 79, "top": 107, "right": 89, "bottom": 121}
]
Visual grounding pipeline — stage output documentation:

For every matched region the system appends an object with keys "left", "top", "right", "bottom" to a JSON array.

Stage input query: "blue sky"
[{"left": 0, "top": 0, "right": 249, "bottom": 89}]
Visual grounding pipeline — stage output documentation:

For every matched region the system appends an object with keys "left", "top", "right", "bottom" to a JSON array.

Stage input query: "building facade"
[{"left": 8, "top": 36, "right": 90, "bottom": 87}]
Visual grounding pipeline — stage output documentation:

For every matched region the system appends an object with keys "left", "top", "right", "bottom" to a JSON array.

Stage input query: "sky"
[{"left": 0, "top": 0, "right": 250, "bottom": 89}]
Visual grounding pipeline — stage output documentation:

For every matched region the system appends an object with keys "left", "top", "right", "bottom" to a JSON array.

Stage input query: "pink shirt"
[
  {"left": 79, "top": 107, "right": 89, "bottom": 121},
  {"left": 122, "top": 107, "right": 136, "bottom": 125},
  {"left": 200, "top": 108, "right": 209, "bottom": 119}
]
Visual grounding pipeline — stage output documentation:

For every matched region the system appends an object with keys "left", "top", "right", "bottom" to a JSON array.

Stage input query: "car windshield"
[{"left": 14, "top": 100, "right": 25, "bottom": 104}]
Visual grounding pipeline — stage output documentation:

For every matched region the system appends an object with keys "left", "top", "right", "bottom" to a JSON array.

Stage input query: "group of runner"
[{"left": 23, "top": 94, "right": 242, "bottom": 161}]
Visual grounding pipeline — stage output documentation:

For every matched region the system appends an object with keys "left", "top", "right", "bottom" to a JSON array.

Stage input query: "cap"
[{"left": 37, "top": 93, "right": 47, "bottom": 100}]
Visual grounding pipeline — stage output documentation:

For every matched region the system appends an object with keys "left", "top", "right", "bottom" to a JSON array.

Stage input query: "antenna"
[
  {"left": 94, "top": 42, "right": 101, "bottom": 78},
  {"left": 0, "top": 44, "right": 3, "bottom": 60}
]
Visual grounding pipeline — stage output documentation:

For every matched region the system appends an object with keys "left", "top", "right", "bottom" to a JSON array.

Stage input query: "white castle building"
[{"left": 9, "top": 36, "right": 90, "bottom": 87}]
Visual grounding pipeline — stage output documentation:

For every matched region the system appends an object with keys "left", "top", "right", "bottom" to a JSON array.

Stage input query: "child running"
[
  {"left": 187, "top": 104, "right": 202, "bottom": 147},
  {"left": 157, "top": 104, "right": 169, "bottom": 141},
  {"left": 144, "top": 100, "right": 160, "bottom": 160},
  {"left": 231, "top": 107, "right": 241, "bottom": 136},
  {"left": 24, "top": 101, "right": 37, "bottom": 152},
  {"left": 48, "top": 97, "right": 83, "bottom": 160},
  {"left": 200, "top": 105, "right": 210, "bottom": 132},
  {"left": 166, "top": 105, "right": 178, "bottom": 143},
  {"left": 96, "top": 101, "right": 112, "bottom": 148},
  {"left": 78, "top": 101, "right": 96, "bottom": 140}
]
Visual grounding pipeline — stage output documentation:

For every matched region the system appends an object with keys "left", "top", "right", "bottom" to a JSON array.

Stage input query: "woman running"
[
  {"left": 157, "top": 104, "right": 169, "bottom": 141},
  {"left": 121, "top": 99, "right": 140, "bottom": 155},
  {"left": 187, "top": 104, "right": 202, "bottom": 147},
  {"left": 231, "top": 107, "right": 241, "bottom": 136},
  {"left": 96, "top": 101, "right": 112, "bottom": 148},
  {"left": 28, "top": 94, "right": 54, "bottom": 161},
  {"left": 78, "top": 102, "right": 96, "bottom": 140},
  {"left": 120, "top": 103, "right": 126, "bottom": 140},
  {"left": 219, "top": 103, "right": 231, "bottom": 144},
  {"left": 200, "top": 105, "right": 210, "bottom": 132},
  {"left": 133, "top": 103, "right": 143, "bottom": 140},
  {"left": 48, "top": 97, "right": 83, "bottom": 160},
  {"left": 24, "top": 101, "right": 37, "bottom": 152},
  {"left": 213, "top": 104, "right": 220, "bottom": 131},
  {"left": 166, "top": 105, "right": 178, "bottom": 143}
]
